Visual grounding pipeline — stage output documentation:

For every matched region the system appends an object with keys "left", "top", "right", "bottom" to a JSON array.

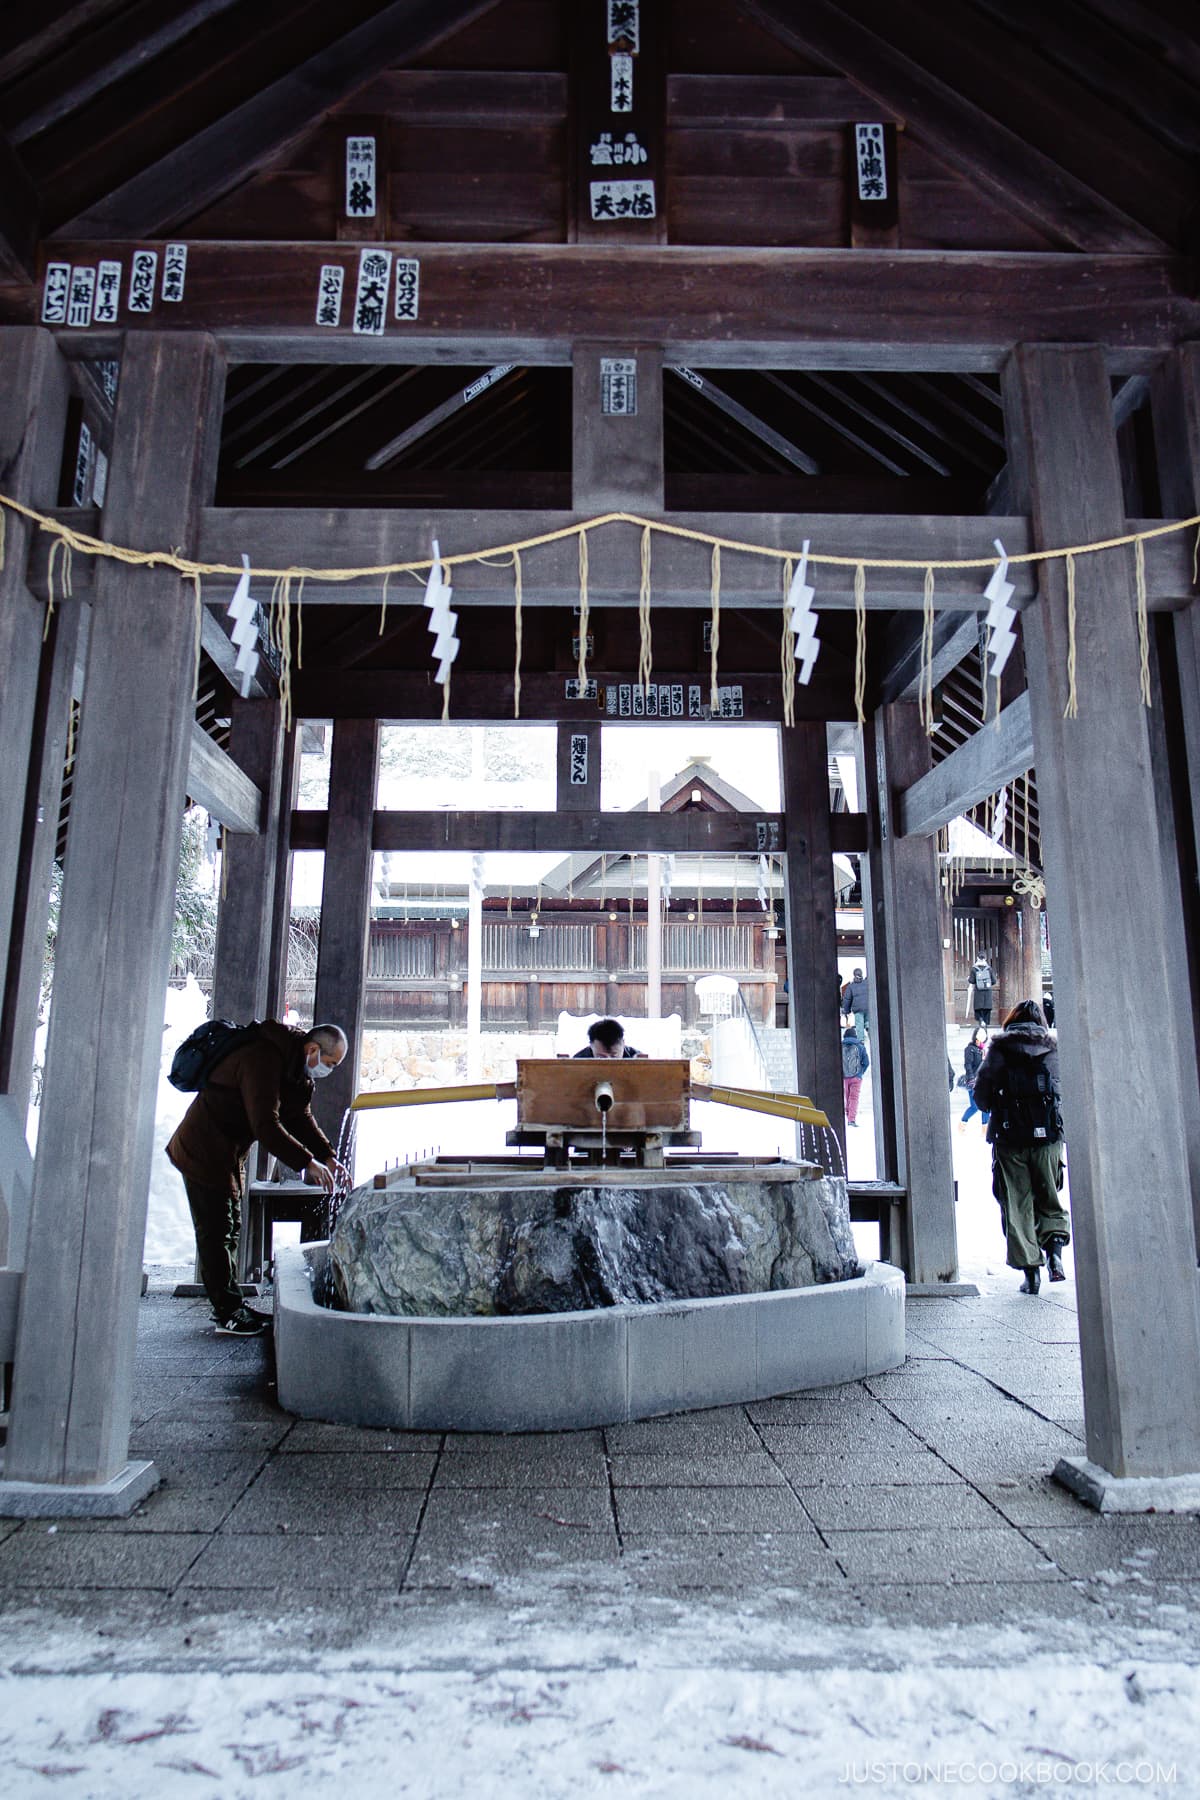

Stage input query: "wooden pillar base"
[{"left": 0, "top": 1460, "right": 159, "bottom": 1519}]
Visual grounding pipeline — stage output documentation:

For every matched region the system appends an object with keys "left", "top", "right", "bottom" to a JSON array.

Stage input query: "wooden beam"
[
  {"left": 667, "top": 366, "right": 821, "bottom": 475},
  {"left": 186, "top": 721, "right": 263, "bottom": 834},
  {"left": 291, "top": 670, "right": 845, "bottom": 724},
  {"left": 897, "top": 692, "right": 1032, "bottom": 836},
  {"left": 1003, "top": 342, "right": 1200, "bottom": 1478},
  {"left": 199, "top": 606, "right": 275, "bottom": 699},
  {"left": 26, "top": 244, "right": 1197, "bottom": 371},
  {"left": 742, "top": 0, "right": 1171, "bottom": 253},
  {"left": 30, "top": 505, "right": 1197, "bottom": 628},
  {"left": 5, "top": 332, "right": 225, "bottom": 1490},
  {"left": 293, "top": 809, "right": 790, "bottom": 856},
  {"left": 879, "top": 611, "right": 982, "bottom": 706},
  {"left": 0, "top": 131, "right": 40, "bottom": 281},
  {"left": 55, "top": 2, "right": 505, "bottom": 238},
  {"left": 364, "top": 364, "right": 516, "bottom": 470},
  {"left": 4, "top": 0, "right": 247, "bottom": 143}
]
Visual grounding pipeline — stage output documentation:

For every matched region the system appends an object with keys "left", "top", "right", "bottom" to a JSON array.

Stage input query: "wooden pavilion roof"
[{"left": 4, "top": 0, "right": 1199, "bottom": 881}]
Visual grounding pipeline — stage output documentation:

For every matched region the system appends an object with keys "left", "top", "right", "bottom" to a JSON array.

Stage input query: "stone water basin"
[{"left": 273, "top": 1162, "right": 905, "bottom": 1431}]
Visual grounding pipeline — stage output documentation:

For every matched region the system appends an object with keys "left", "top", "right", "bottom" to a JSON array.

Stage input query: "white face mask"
[{"left": 309, "top": 1054, "right": 334, "bottom": 1080}]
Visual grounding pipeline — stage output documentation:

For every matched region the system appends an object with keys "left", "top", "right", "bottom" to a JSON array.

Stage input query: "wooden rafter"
[
  {"left": 741, "top": 0, "right": 1173, "bottom": 251},
  {"left": 52, "top": 0, "right": 505, "bottom": 237}
]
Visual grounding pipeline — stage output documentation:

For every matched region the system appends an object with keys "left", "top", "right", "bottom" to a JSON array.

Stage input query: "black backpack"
[
  {"left": 168, "top": 1019, "right": 258, "bottom": 1092},
  {"left": 994, "top": 1060, "right": 1062, "bottom": 1145},
  {"left": 841, "top": 1039, "right": 862, "bottom": 1078}
]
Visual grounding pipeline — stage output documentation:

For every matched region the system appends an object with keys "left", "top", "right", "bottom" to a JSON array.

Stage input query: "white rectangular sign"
[{"left": 352, "top": 248, "right": 392, "bottom": 335}]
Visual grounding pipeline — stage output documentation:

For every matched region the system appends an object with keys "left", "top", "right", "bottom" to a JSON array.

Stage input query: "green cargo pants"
[
  {"left": 992, "top": 1142, "right": 1070, "bottom": 1270},
  {"left": 183, "top": 1175, "right": 245, "bottom": 1323}
]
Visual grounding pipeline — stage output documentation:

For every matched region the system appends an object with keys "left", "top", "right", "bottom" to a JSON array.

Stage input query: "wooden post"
[
  {"left": 1149, "top": 344, "right": 1200, "bottom": 1250},
  {"left": 780, "top": 723, "right": 844, "bottom": 1143},
  {"left": 1019, "top": 900, "right": 1044, "bottom": 1015},
  {"left": 0, "top": 330, "right": 70, "bottom": 1041},
  {"left": 572, "top": 343, "right": 664, "bottom": 514},
  {"left": 997, "top": 898, "right": 1022, "bottom": 1019},
  {"left": 264, "top": 726, "right": 300, "bottom": 1020},
  {"left": 310, "top": 717, "right": 380, "bottom": 1146},
  {"left": 1003, "top": 342, "right": 1200, "bottom": 1478},
  {"left": 5, "top": 333, "right": 225, "bottom": 1491},
  {"left": 0, "top": 599, "right": 85, "bottom": 1124},
  {"left": 864, "top": 703, "right": 959, "bottom": 1283},
  {"left": 211, "top": 696, "right": 284, "bottom": 1024}
]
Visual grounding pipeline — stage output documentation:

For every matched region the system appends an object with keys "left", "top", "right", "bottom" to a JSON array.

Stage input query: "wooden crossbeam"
[
  {"left": 897, "top": 692, "right": 1032, "bottom": 837},
  {"left": 19, "top": 245, "right": 1196, "bottom": 371},
  {"left": 187, "top": 722, "right": 263, "bottom": 834}
]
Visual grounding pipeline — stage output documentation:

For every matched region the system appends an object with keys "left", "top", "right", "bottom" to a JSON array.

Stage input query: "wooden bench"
[
  {"left": 848, "top": 1180, "right": 907, "bottom": 1265},
  {"left": 240, "top": 1182, "right": 332, "bottom": 1282}
]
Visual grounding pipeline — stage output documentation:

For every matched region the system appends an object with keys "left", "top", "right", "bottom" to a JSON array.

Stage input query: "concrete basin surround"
[{"left": 273, "top": 1244, "right": 906, "bottom": 1433}]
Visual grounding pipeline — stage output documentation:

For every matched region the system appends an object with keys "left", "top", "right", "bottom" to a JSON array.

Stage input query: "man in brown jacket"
[{"left": 167, "top": 1020, "right": 349, "bottom": 1333}]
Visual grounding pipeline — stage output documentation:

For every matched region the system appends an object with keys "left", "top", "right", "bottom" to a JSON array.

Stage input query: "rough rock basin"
[{"left": 273, "top": 1162, "right": 906, "bottom": 1432}]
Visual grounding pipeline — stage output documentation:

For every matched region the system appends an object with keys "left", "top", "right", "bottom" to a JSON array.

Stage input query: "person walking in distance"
[
  {"left": 967, "top": 954, "right": 995, "bottom": 1029},
  {"left": 842, "top": 1023, "right": 869, "bottom": 1128},
  {"left": 958, "top": 1026, "right": 991, "bottom": 1134},
  {"left": 167, "top": 1020, "right": 350, "bottom": 1333},
  {"left": 972, "top": 999, "right": 1069, "bottom": 1294},
  {"left": 841, "top": 967, "right": 869, "bottom": 1041}
]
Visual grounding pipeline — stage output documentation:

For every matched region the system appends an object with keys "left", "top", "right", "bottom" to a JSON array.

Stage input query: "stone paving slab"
[
  {"left": 406, "top": 1527, "right": 620, "bottom": 1586},
  {"left": 745, "top": 1393, "right": 892, "bottom": 1425},
  {"left": 618, "top": 1536, "right": 851, "bottom": 1591},
  {"left": 609, "top": 1452, "right": 787, "bottom": 1489},
  {"left": 432, "top": 1449, "right": 609, "bottom": 1488},
  {"left": 276, "top": 1423, "right": 441, "bottom": 1454},
  {"left": 128, "top": 1419, "right": 292, "bottom": 1454},
  {"left": 220, "top": 1487, "right": 424, "bottom": 1537},
  {"left": 850, "top": 1580, "right": 1106, "bottom": 1631},
  {"left": 614, "top": 1486, "right": 815, "bottom": 1535},
  {"left": 823, "top": 1526, "right": 1063, "bottom": 1584},
  {"left": 179, "top": 1531, "right": 415, "bottom": 1590},
  {"left": 421, "top": 1487, "right": 615, "bottom": 1532},
  {"left": 253, "top": 1451, "right": 437, "bottom": 1491},
  {"left": 1028, "top": 1521, "right": 1200, "bottom": 1581},
  {"left": 769, "top": 1446, "right": 964, "bottom": 1486},
  {"left": 0, "top": 1530, "right": 211, "bottom": 1588},
  {"left": 604, "top": 1412, "right": 762, "bottom": 1454},
  {"left": 799, "top": 1482, "right": 1007, "bottom": 1532},
  {"left": 443, "top": 1428, "right": 605, "bottom": 1455},
  {"left": 975, "top": 1478, "right": 1105, "bottom": 1528}
]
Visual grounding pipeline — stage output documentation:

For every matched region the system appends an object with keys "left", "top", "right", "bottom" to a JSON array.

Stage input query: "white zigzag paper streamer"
[
  {"left": 226, "top": 552, "right": 259, "bottom": 698},
  {"left": 422, "top": 538, "right": 459, "bottom": 685},
  {"left": 983, "top": 537, "right": 1017, "bottom": 680},
  {"left": 787, "top": 538, "right": 820, "bottom": 685},
  {"left": 757, "top": 854, "right": 770, "bottom": 908}
]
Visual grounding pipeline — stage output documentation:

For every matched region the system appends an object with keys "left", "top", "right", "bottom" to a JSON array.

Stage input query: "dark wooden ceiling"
[{"left": 7, "top": 0, "right": 1199, "bottom": 878}]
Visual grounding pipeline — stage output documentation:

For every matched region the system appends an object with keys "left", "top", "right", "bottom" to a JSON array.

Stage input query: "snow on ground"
[{"left": 0, "top": 1650, "right": 1192, "bottom": 1796}]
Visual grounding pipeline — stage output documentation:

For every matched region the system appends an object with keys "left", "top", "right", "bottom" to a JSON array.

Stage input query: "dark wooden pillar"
[
  {"left": 211, "top": 696, "right": 285, "bottom": 1023},
  {"left": 781, "top": 723, "right": 843, "bottom": 1140},
  {"left": 1003, "top": 342, "right": 1200, "bottom": 1478},
  {"left": 997, "top": 898, "right": 1021, "bottom": 1019},
  {"left": 863, "top": 703, "right": 959, "bottom": 1283},
  {"left": 1018, "top": 899, "right": 1043, "bottom": 1014},
  {"left": 5, "top": 333, "right": 225, "bottom": 1495},
  {"left": 311, "top": 717, "right": 380, "bottom": 1145},
  {"left": 264, "top": 726, "right": 300, "bottom": 1020},
  {"left": 0, "top": 331, "right": 70, "bottom": 1053},
  {"left": 1149, "top": 344, "right": 1200, "bottom": 1246}
]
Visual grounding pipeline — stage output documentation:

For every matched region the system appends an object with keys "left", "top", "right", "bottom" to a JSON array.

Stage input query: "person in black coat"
[
  {"left": 973, "top": 999, "right": 1070, "bottom": 1294},
  {"left": 958, "top": 1026, "right": 991, "bottom": 1132}
]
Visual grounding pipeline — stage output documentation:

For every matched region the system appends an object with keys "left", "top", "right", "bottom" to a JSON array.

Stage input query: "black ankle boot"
[
  {"left": 1045, "top": 1237, "right": 1066, "bottom": 1282},
  {"left": 1020, "top": 1265, "right": 1041, "bottom": 1295}
]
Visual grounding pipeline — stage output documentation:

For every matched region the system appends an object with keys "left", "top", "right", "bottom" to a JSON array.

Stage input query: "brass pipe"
[
  {"left": 351, "top": 1081, "right": 515, "bottom": 1112},
  {"left": 693, "top": 1082, "right": 830, "bottom": 1129}
]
